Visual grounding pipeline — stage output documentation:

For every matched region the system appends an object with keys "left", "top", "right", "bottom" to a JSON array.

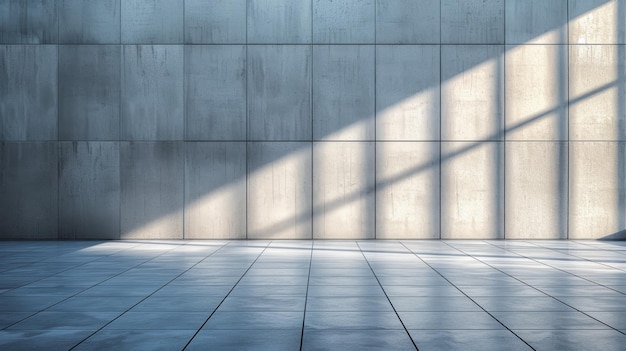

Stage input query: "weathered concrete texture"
[
  {"left": 58, "top": 45, "right": 120, "bottom": 141},
  {"left": 376, "top": 0, "right": 440, "bottom": 44},
  {"left": 376, "top": 45, "right": 440, "bottom": 141},
  {"left": 122, "top": 0, "right": 183, "bottom": 44},
  {"left": 59, "top": 0, "right": 120, "bottom": 44},
  {"left": 570, "top": 142, "right": 626, "bottom": 239},
  {"left": 0, "top": 0, "right": 57, "bottom": 44},
  {"left": 569, "top": 0, "right": 626, "bottom": 44},
  {"left": 569, "top": 44, "right": 626, "bottom": 140},
  {"left": 441, "top": 45, "right": 504, "bottom": 141},
  {"left": 0, "top": 45, "right": 57, "bottom": 141},
  {"left": 184, "top": 0, "right": 246, "bottom": 44},
  {"left": 248, "top": 45, "right": 312, "bottom": 141},
  {"left": 505, "top": 0, "right": 567, "bottom": 44},
  {"left": 248, "top": 0, "right": 311, "bottom": 43},
  {"left": 376, "top": 142, "right": 440, "bottom": 239},
  {"left": 441, "top": 0, "right": 504, "bottom": 44},
  {"left": 313, "top": 0, "right": 375, "bottom": 43},
  {"left": 185, "top": 142, "right": 246, "bottom": 239},
  {"left": 313, "top": 45, "right": 375, "bottom": 141},
  {"left": 120, "top": 142, "right": 184, "bottom": 239},
  {"left": 59, "top": 142, "right": 120, "bottom": 239},
  {"left": 247, "top": 142, "right": 312, "bottom": 239},
  {"left": 505, "top": 142, "right": 568, "bottom": 239},
  {"left": 185, "top": 45, "right": 246, "bottom": 141},
  {"left": 313, "top": 142, "right": 375, "bottom": 239},
  {"left": 441, "top": 142, "right": 504, "bottom": 239},
  {"left": 505, "top": 45, "right": 568, "bottom": 141},
  {"left": 121, "top": 45, "right": 184, "bottom": 141},
  {"left": 0, "top": 142, "right": 57, "bottom": 239}
]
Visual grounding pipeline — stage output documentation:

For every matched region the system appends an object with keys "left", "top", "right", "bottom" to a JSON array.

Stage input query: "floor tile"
[
  {"left": 47, "top": 296, "right": 144, "bottom": 312},
  {"left": 130, "top": 296, "right": 222, "bottom": 312},
  {"left": 202, "top": 311, "right": 303, "bottom": 330},
  {"left": 408, "top": 330, "right": 532, "bottom": 351},
  {"left": 0, "top": 330, "right": 95, "bottom": 351},
  {"left": 390, "top": 296, "right": 482, "bottom": 312},
  {"left": 302, "top": 330, "right": 416, "bottom": 351},
  {"left": 491, "top": 311, "right": 611, "bottom": 330},
  {"left": 471, "top": 296, "right": 575, "bottom": 312},
  {"left": 73, "top": 330, "right": 196, "bottom": 351},
  {"left": 218, "top": 296, "right": 306, "bottom": 312},
  {"left": 514, "top": 329, "right": 626, "bottom": 351},
  {"left": 399, "top": 312, "right": 504, "bottom": 330},
  {"left": 8, "top": 312, "right": 120, "bottom": 330},
  {"left": 306, "top": 296, "right": 394, "bottom": 312},
  {"left": 304, "top": 311, "right": 404, "bottom": 330},
  {"left": 187, "top": 329, "right": 302, "bottom": 351},
  {"left": 104, "top": 312, "right": 208, "bottom": 330}
]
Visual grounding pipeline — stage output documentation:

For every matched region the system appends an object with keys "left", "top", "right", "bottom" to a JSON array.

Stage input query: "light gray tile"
[
  {"left": 59, "top": 142, "right": 120, "bottom": 239},
  {"left": 248, "top": 0, "right": 312, "bottom": 43},
  {"left": 313, "top": 45, "right": 375, "bottom": 141},
  {"left": 121, "top": 45, "right": 184, "bottom": 140},
  {"left": 305, "top": 311, "right": 403, "bottom": 330},
  {"left": 248, "top": 45, "right": 312, "bottom": 140},
  {"left": 0, "top": 0, "right": 58, "bottom": 43},
  {"left": 122, "top": 0, "right": 183, "bottom": 44},
  {"left": 188, "top": 329, "right": 302, "bottom": 351},
  {"left": 505, "top": 0, "right": 567, "bottom": 44},
  {"left": 390, "top": 296, "right": 481, "bottom": 312},
  {"left": 569, "top": 0, "right": 626, "bottom": 44},
  {"left": 0, "top": 45, "right": 57, "bottom": 140},
  {"left": 0, "top": 142, "right": 57, "bottom": 239},
  {"left": 184, "top": 142, "right": 246, "bottom": 239},
  {"left": 218, "top": 296, "right": 306, "bottom": 312},
  {"left": 472, "top": 296, "right": 575, "bottom": 312},
  {"left": 313, "top": 0, "right": 375, "bottom": 43},
  {"left": 400, "top": 311, "right": 504, "bottom": 329},
  {"left": 408, "top": 330, "right": 532, "bottom": 351},
  {"left": 59, "top": 0, "right": 120, "bottom": 44},
  {"left": 376, "top": 0, "right": 440, "bottom": 44},
  {"left": 514, "top": 329, "right": 626, "bottom": 351},
  {"left": 202, "top": 311, "right": 303, "bottom": 329},
  {"left": 442, "top": 0, "right": 504, "bottom": 44},
  {"left": 59, "top": 45, "right": 121, "bottom": 140},
  {"left": 185, "top": 0, "right": 246, "bottom": 44},
  {"left": 492, "top": 311, "right": 610, "bottom": 330},
  {"left": 306, "top": 296, "right": 393, "bottom": 312},
  {"left": 303, "top": 330, "right": 416, "bottom": 351},
  {"left": 74, "top": 330, "right": 195, "bottom": 351},
  {"left": 185, "top": 45, "right": 246, "bottom": 140}
]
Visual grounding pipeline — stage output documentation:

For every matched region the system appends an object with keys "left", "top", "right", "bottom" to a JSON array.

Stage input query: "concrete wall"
[{"left": 1, "top": 0, "right": 625, "bottom": 240}]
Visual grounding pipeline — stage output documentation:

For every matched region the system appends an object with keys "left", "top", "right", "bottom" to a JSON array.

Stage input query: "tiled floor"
[{"left": 0, "top": 240, "right": 625, "bottom": 351}]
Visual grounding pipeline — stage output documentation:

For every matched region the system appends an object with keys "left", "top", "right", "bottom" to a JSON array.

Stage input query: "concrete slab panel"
[
  {"left": 122, "top": 0, "right": 183, "bottom": 44},
  {"left": 313, "top": 142, "right": 375, "bottom": 239},
  {"left": 505, "top": 45, "right": 568, "bottom": 141},
  {"left": 121, "top": 45, "right": 184, "bottom": 141},
  {"left": 58, "top": 45, "right": 120, "bottom": 141},
  {"left": 248, "top": 45, "right": 312, "bottom": 141},
  {"left": 441, "top": 45, "right": 504, "bottom": 141},
  {"left": 0, "top": 142, "right": 57, "bottom": 239},
  {"left": 569, "top": 45, "right": 626, "bottom": 140},
  {"left": 0, "top": 45, "right": 57, "bottom": 140},
  {"left": 313, "top": 45, "right": 375, "bottom": 141},
  {"left": 248, "top": 0, "right": 311, "bottom": 43},
  {"left": 313, "top": 0, "right": 375, "bottom": 43},
  {"left": 247, "top": 142, "right": 312, "bottom": 239},
  {"left": 505, "top": 0, "right": 567, "bottom": 44},
  {"left": 185, "top": 0, "right": 246, "bottom": 44},
  {"left": 376, "top": 0, "right": 440, "bottom": 44},
  {"left": 569, "top": 142, "right": 626, "bottom": 239},
  {"left": 120, "top": 142, "right": 184, "bottom": 239},
  {"left": 505, "top": 142, "right": 568, "bottom": 239},
  {"left": 185, "top": 142, "right": 246, "bottom": 239},
  {"left": 441, "top": 142, "right": 504, "bottom": 239},
  {"left": 0, "top": 0, "right": 57, "bottom": 44},
  {"left": 376, "top": 142, "right": 440, "bottom": 239},
  {"left": 59, "top": 0, "right": 120, "bottom": 44},
  {"left": 442, "top": 0, "right": 504, "bottom": 44},
  {"left": 59, "top": 142, "right": 120, "bottom": 239},
  {"left": 569, "top": 0, "right": 626, "bottom": 44},
  {"left": 376, "top": 45, "right": 440, "bottom": 141},
  {"left": 185, "top": 45, "right": 246, "bottom": 141}
]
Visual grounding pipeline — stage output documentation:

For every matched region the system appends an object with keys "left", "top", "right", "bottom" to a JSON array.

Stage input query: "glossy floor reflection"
[{"left": 0, "top": 240, "right": 625, "bottom": 350}]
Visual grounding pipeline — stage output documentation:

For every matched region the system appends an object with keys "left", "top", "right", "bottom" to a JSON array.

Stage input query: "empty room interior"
[{"left": 1, "top": 0, "right": 626, "bottom": 350}]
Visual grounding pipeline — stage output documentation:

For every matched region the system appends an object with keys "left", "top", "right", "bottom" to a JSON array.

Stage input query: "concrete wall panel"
[
  {"left": 442, "top": 45, "right": 504, "bottom": 141},
  {"left": 569, "top": 0, "right": 625, "bottom": 44},
  {"left": 442, "top": 0, "right": 504, "bottom": 44},
  {"left": 376, "top": 0, "right": 440, "bottom": 44},
  {"left": 505, "top": 142, "right": 568, "bottom": 239},
  {"left": 0, "top": 45, "right": 57, "bottom": 141},
  {"left": 59, "top": 142, "right": 120, "bottom": 239},
  {"left": 248, "top": 45, "right": 312, "bottom": 141},
  {"left": 313, "top": 0, "right": 375, "bottom": 43},
  {"left": 505, "top": 45, "right": 568, "bottom": 141},
  {"left": 59, "top": 45, "right": 120, "bottom": 140},
  {"left": 248, "top": 0, "right": 311, "bottom": 43},
  {"left": 441, "top": 142, "right": 504, "bottom": 239},
  {"left": 184, "top": 0, "right": 246, "bottom": 44},
  {"left": 185, "top": 45, "right": 246, "bottom": 141},
  {"left": 0, "top": 0, "right": 57, "bottom": 44},
  {"left": 505, "top": 0, "right": 567, "bottom": 45},
  {"left": 120, "top": 142, "right": 184, "bottom": 239},
  {"left": 0, "top": 142, "right": 58, "bottom": 239},
  {"left": 313, "top": 142, "right": 375, "bottom": 239},
  {"left": 59, "top": 0, "right": 120, "bottom": 44},
  {"left": 248, "top": 142, "right": 312, "bottom": 239},
  {"left": 569, "top": 142, "right": 626, "bottom": 239},
  {"left": 376, "top": 45, "right": 440, "bottom": 141},
  {"left": 376, "top": 142, "right": 440, "bottom": 239},
  {"left": 313, "top": 45, "right": 375, "bottom": 141},
  {"left": 185, "top": 142, "right": 246, "bottom": 239},
  {"left": 121, "top": 45, "right": 184, "bottom": 141},
  {"left": 122, "top": 0, "right": 183, "bottom": 44}
]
